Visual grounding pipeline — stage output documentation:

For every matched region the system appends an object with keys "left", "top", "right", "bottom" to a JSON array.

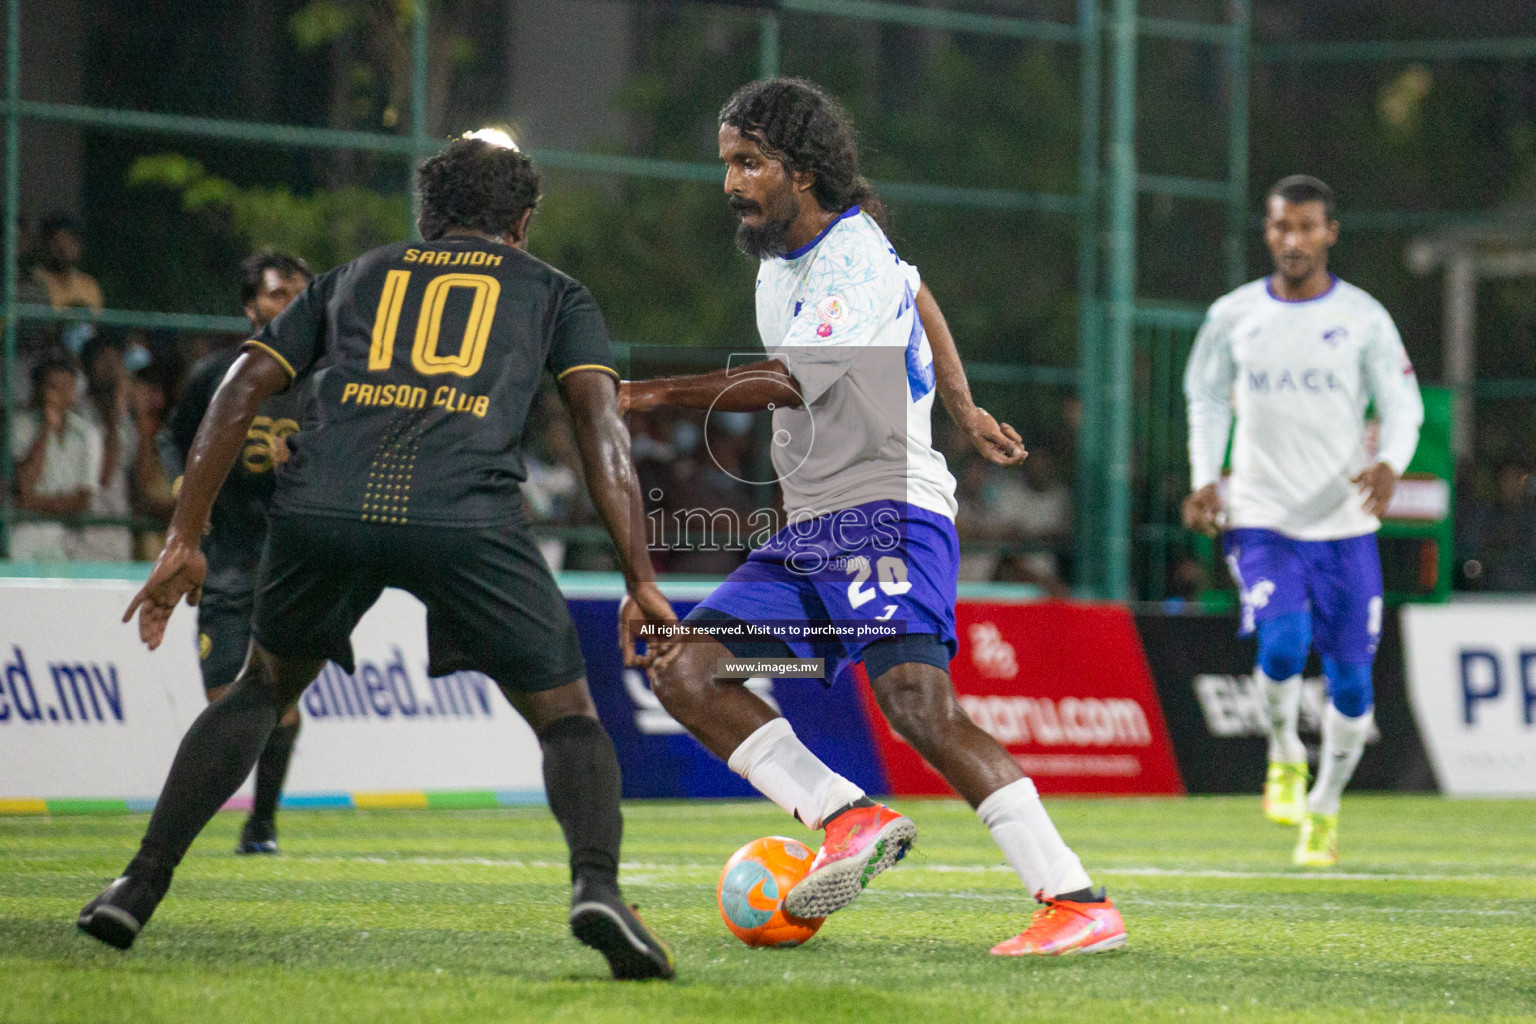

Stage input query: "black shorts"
[
  {"left": 252, "top": 513, "right": 586, "bottom": 693},
  {"left": 196, "top": 599, "right": 254, "bottom": 692}
]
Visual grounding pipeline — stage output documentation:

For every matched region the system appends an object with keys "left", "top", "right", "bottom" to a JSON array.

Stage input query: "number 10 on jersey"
[{"left": 368, "top": 270, "right": 500, "bottom": 377}]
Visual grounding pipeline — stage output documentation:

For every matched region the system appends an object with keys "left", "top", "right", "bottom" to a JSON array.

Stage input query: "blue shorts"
[
  {"left": 687, "top": 500, "right": 959, "bottom": 680},
  {"left": 1223, "top": 528, "right": 1383, "bottom": 662}
]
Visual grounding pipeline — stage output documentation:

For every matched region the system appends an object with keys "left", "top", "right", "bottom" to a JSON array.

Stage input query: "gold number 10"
[{"left": 368, "top": 270, "right": 500, "bottom": 377}]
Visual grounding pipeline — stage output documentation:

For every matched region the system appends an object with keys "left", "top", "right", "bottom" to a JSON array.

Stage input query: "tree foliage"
[{"left": 126, "top": 153, "right": 410, "bottom": 272}]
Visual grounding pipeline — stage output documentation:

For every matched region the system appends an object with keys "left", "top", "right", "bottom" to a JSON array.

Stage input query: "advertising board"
[
  {"left": 1135, "top": 609, "right": 1436, "bottom": 794},
  {"left": 0, "top": 582, "right": 545, "bottom": 809},
  {"left": 4, "top": 581, "right": 1199, "bottom": 808},
  {"left": 860, "top": 601, "right": 1184, "bottom": 796},
  {"left": 1401, "top": 601, "right": 1536, "bottom": 796}
]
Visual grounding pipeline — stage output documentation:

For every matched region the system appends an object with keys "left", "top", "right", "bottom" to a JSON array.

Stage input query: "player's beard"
[
  {"left": 732, "top": 183, "right": 799, "bottom": 259},
  {"left": 734, "top": 211, "right": 795, "bottom": 260}
]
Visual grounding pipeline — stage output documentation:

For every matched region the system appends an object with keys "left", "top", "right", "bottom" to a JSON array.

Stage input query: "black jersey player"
[
  {"left": 163, "top": 251, "right": 313, "bottom": 855},
  {"left": 79, "top": 134, "right": 679, "bottom": 980}
]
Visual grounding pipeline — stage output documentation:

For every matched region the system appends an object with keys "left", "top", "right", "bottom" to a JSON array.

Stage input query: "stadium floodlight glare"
[{"left": 461, "top": 127, "right": 519, "bottom": 151}]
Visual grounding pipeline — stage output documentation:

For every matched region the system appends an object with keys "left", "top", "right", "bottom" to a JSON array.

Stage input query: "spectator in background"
[
  {"left": 9, "top": 353, "right": 100, "bottom": 561},
  {"left": 953, "top": 444, "right": 1072, "bottom": 595},
  {"left": 75, "top": 333, "right": 140, "bottom": 561},
  {"left": 522, "top": 390, "right": 582, "bottom": 570},
  {"left": 32, "top": 212, "right": 103, "bottom": 313},
  {"left": 662, "top": 411, "right": 756, "bottom": 576},
  {"left": 185, "top": 332, "right": 233, "bottom": 369},
  {"left": 993, "top": 445, "right": 1073, "bottom": 594},
  {"left": 5, "top": 215, "right": 57, "bottom": 404},
  {"left": 32, "top": 213, "right": 103, "bottom": 363},
  {"left": 629, "top": 407, "right": 678, "bottom": 501},
  {"left": 1460, "top": 462, "right": 1536, "bottom": 591},
  {"left": 129, "top": 361, "right": 178, "bottom": 560},
  {"left": 1012, "top": 445, "right": 1073, "bottom": 544},
  {"left": 952, "top": 455, "right": 1002, "bottom": 582},
  {"left": 1164, "top": 552, "right": 1212, "bottom": 608}
]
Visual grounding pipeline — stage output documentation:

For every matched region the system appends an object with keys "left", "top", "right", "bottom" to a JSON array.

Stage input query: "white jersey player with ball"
[
  {"left": 1183, "top": 176, "right": 1423, "bottom": 866},
  {"left": 624, "top": 76, "right": 1128, "bottom": 956}
]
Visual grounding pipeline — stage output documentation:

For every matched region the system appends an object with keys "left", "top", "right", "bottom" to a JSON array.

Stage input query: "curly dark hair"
[
  {"left": 240, "top": 250, "right": 314, "bottom": 308},
  {"left": 416, "top": 138, "right": 542, "bottom": 242},
  {"left": 719, "top": 77, "right": 887, "bottom": 229}
]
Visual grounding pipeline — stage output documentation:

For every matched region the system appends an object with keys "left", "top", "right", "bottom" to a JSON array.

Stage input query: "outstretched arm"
[
  {"left": 917, "top": 284, "right": 1025, "bottom": 466},
  {"left": 123, "top": 350, "right": 290, "bottom": 647},
  {"left": 620, "top": 359, "right": 802, "bottom": 414},
  {"left": 561, "top": 369, "right": 678, "bottom": 666}
]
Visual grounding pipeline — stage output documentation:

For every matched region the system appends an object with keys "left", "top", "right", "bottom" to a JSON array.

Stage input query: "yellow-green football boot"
[
  {"left": 1293, "top": 812, "right": 1338, "bottom": 867},
  {"left": 1263, "top": 761, "right": 1308, "bottom": 825}
]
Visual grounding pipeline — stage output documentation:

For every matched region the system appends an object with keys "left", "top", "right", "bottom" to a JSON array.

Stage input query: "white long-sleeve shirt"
[{"left": 1183, "top": 275, "right": 1424, "bottom": 540}]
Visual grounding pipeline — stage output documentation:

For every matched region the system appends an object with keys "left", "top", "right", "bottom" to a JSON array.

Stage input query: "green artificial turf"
[{"left": 2, "top": 796, "right": 1533, "bottom": 1023}]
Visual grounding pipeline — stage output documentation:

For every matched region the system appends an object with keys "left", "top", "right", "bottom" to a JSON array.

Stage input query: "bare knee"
[{"left": 648, "top": 642, "right": 718, "bottom": 718}]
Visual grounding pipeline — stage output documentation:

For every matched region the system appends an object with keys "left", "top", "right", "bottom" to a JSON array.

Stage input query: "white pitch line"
[
  {"left": 1097, "top": 866, "right": 1511, "bottom": 883},
  {"left": 862, "top": 893, "right": 1526, "bottom": 918},
  {"left": 252, "top": 857, "right": 1534, "bottom": 917},
  {"left": 283, "top": 855, "right": 1524, "bottom": 886},
  {"left": 286, "top": 855, "right": 565, "bottom": 869},
  {"left": 1117, "top": 898, "right": 1522, "bottom": 917}
]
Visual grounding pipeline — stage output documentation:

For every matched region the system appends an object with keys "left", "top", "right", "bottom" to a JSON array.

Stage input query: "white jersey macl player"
[
  {"left": 622, "top": 76, "right": 1126, "bottom": 956},
  {"left": 1182, "top": 175, "right": 1423, "bottom": 866}
]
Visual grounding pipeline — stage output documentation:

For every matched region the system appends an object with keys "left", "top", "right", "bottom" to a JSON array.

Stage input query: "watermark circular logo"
[{"left": 704, "top": 376, "right": 815, "bottom": 487}]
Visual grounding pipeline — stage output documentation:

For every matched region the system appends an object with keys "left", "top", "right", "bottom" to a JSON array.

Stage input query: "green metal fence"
[
  {"left": 0, "top": 0, "right": 1106, "bottom": 569},
  {"left": 4, "top": 0, "right": 1536, "bottom": 600},
  {"left": 1088, "top": 3, "right": 1536, "bottom": 599},
  {"left": 1130, "top": 306, "right": 1203, "bottom": 603}
]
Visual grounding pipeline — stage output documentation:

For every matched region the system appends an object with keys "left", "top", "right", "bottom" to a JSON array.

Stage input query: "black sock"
[
  {"left": 1053, "top": 886, "right": 1106, "bottom": 904},
  {"left": 127, "top": 678, "right": 278, "bottom": 879},
  {"left": 250, "top": 721, "right": 300, "bottom": 828},
  {"left": 538, "top": 715, "right": 623, "bottom": 897},
  {"left": 820, "top": 796, "right": 876, "bottom": 828}
]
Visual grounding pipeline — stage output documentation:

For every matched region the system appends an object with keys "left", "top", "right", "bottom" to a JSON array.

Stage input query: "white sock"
[
  {"left": 1257, "top": 666, "right": 1306, "bottom": 764},
  {"left": 1307, "top": 704, "right": 1373, "bottom": 815},
  {"left": 726, "top": 718, "right": 864, "bottom": 830},
  {"left": 976, "top": 777, "right": 1093, "bottom": 898}
]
